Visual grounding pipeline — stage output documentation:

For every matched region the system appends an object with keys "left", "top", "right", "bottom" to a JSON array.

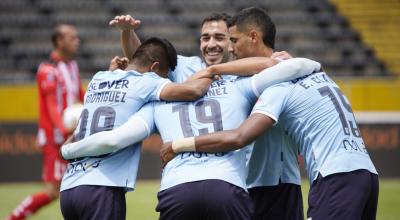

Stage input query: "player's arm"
[
  {"left": 109, "top": 15, "right": 141, "bottom": 59},
  {"left": 38, "top": 67, "right": 68, "bottom": 137},
  {"left": 61, "top": 116, "right": 149, "bottom": 160},
  {"left": 45, "top": 92, "right": 68, "bottom": 136},
  {"left": 160, "top": 113, "right": 274, "bottom": 164},
  {"left": 189, "top": 57, "right": 279, "bottom": 80},
  {"left": 252, "top": 57, "right": 321, "bottom": 94},
  {"left": 159, "top": 78, "right": 213, "bottom": 101}
]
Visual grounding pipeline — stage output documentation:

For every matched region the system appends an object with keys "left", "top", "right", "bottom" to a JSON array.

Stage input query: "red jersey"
[{"left": 36, "top": 52, "right": 84, "bottom": 146}]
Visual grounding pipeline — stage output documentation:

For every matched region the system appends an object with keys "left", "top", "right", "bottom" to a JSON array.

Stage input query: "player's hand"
[
  {"left": 160, "top": 142, "right": 177, "bottom": 167},
  {"left": 109, "top": 56, "right": 129, "bottom": 71},
  {"left": 109, "top": 15, "right": 141, "bottom": 31},
  {"left": 271, "top": 51, "right": 293, "bottom": 61}
]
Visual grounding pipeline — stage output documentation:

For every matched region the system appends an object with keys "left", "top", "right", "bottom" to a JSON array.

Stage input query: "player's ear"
[
  {"left": 150, "top": 62, "right": 160, "bottom": 73},
  {"left": 249, "top": 30, "right": 258, "bottom": 44}
]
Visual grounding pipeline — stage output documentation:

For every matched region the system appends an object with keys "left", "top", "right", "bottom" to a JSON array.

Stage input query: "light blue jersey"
[
  {"left": 137, "top": 77, "right": 257, "bottom": 191},
  {"left": 169, "top": 55, "right": 206, "bottom": 83},
  {"left": 246, "top": 124, "right": 301, "bottom": 188},
  {"left": 170, "top": 55, "right": 237, "bottom": 82},
  {"left": 252, "top": 72, "right": 377, "bottom": 183},
  {"left": 60, "top": 69, "right": 170, "bottom": 192}
]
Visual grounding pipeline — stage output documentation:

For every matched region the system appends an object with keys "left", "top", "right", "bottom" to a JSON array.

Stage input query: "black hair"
[
  {"left": 132, "top": 37, "right": 177, "bottom": 71},
  {"left": 201, "top": 12, "right": 232, "bottom": 27},
  {"left": 229, "top": 7, "right": 276, "bottom": 49}
]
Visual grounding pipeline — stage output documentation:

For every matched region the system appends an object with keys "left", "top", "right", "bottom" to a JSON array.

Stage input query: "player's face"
[
  {"left": 200, "top": 20, "right": 230, "bottom": 66},
  {"left": 228, "top": 25, "right": 253, "bottom": 59},
  {"left": 58, "top": 26, "right": 80, "bottom": 56}
]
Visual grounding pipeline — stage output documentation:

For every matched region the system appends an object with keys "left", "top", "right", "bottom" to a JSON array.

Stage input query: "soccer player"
[
  {"left": 59, "top": 37, "right": 216, "bottom": 220},
  {"left": 228, "top": 8, "right": 304, "bottom": 220},
  {"left": 163, "top": 69, "right": 379, "bottom": 220},
  {"left": 111, "top": 13, "right": 266, "bottom": 83},
  {"left": 6, "top": 24, "right": 84, "bottom": 220}
]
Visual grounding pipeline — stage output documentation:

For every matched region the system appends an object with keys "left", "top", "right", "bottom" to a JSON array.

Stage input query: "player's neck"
[
  {"left": 254, "top": 46, "right": 273, "bottom": 57},
  {"left": 53, "top": 49, "right": 73, "bottom": 61},
  {"left": 126, "top": 63, "right": 147, "bottom": 74}
]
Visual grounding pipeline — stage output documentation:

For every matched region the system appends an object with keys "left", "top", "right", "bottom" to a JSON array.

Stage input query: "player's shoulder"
[
  {"left": 93, "top": 69, "right": 147, "bottom": 79},
  {"left": 260, "top": 81, "right": 295, "bottom": 98},
  {"left": 177, "top": 55, "right": 204, "bottom": 69},
  {"left": 37, "top": 59, "right": 57, "bottom": 74},
  {"left": 36, "top": 61, "right": 59, "bottom": 81},
  {"left": 177, "top": 55, "right": 203, "bottom": 64}
]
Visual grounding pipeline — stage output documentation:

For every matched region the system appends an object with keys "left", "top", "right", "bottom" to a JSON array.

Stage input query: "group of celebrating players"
[{"left": 6, "top": 6, "right": 378, "bottom": 220}]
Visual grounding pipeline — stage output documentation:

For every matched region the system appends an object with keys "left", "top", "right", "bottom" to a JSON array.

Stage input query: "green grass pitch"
[{"left": 1, "top": 179, "right": 399, "bottom": 219}]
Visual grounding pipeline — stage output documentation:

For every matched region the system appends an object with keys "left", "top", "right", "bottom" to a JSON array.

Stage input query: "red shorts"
[{"left": 42, "top": 144, "right": 67, "bottom": 183}]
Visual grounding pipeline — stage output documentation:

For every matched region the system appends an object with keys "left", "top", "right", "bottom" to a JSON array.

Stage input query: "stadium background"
[{"left": 0, "top": 0, "right": 399, "bottom": 219}]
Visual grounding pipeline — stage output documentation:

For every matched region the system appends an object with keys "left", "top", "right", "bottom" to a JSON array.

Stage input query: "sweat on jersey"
[
  {"left": 251, "top": 72, "right": 377, "bottom": 183},
  {"left": 60, "top": 69, "right": 170, "bottom": 192}
]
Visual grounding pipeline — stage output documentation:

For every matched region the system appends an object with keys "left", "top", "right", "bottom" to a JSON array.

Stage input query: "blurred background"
[{"left": 0, "top": 0, "right": 399, "bottom": 218}]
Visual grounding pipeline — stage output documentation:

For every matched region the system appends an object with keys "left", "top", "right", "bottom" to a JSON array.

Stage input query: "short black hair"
[
  {"left": 132, "top": 37, "right": 177, "bottom": 71},
  {"left": 201, "top": 12, "right": 231, "bottom": 27},
  {"left": 229, "top": 7, "right": 276, "bottom": 49}
]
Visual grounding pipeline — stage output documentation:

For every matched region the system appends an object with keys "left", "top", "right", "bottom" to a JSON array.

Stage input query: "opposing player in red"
[{"left": 6, "top": 24, "right": 84, "bottom": 220}]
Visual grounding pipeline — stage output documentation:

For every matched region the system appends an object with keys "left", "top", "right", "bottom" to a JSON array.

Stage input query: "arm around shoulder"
[{"left": 159, "top": 78, "right": 212, "bottom": 101}]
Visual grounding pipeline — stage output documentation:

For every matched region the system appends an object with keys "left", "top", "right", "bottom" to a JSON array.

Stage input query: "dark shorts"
[
  {"left": 156, "top": 179, "right": 254, "bottom": 220},
  {"left": 60, "top": 185, "right": 126, "bottom": 220},
  {"left": 249, "top": 183, "right": 304, "bottom": 220},
  {"left": 307, "top": 169, "right": 379, "bottom": 220}
]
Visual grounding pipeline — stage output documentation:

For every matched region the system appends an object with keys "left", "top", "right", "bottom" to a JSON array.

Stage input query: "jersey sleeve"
[
  {"left": 131, "top": 102, "right": 156, "bottom": 134},
  {"left": 252, "top": 58, "right": 321, "bottom": 96},
  {"left": 37, "top": 63, "right": 67, "bottom": 136},
  {"left": 234, "top": 77, "right": 258, "bottom": 105},
  {"left": 251, "top": 83, "right": 291, "bottom": 125},
  {"left": 141, "top": 73, "right": 171, "bottom": 101},
  {"left": 37, "top": 64, "right": 58, "bottom": 95},
  {"left": 61, "top": 106, "right": 155, "bottom": 160}
]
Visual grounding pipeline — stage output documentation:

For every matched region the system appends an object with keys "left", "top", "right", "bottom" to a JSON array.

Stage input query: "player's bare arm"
[
  {"left": 160, "top": 113, "right": 275, "bottom": 164},
  {"left": 159, "top": 78, "right": 213, "bottom": 101},
  {"left": 188, "top": 57, "right": 280, "bottom": 81},
  {"left": 109, "top": 14, "right": 141, "bottom": 59}
]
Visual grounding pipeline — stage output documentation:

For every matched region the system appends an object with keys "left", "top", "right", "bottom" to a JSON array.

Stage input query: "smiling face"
[{"left": 200, "top": 20, "right": 230, "bottom": 66}]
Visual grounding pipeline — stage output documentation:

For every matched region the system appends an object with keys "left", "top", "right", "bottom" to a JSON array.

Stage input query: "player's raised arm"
[
  {"left": 109, "top": 14, "right": 141, "bottom": 59},
  {"left": 61, "top": 116, "right": 149, "bottom": 160},
  {"left": 160, "top": 113, "right": 275, "bottom": 164}
]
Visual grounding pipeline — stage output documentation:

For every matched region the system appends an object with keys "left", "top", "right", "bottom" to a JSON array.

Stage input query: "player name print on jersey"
[
  {"left": 85, "top": 91, "right": 127, "bottom": 104},
  {"left": 204, "top": 80, "right": 229, "bottom": 97}
]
